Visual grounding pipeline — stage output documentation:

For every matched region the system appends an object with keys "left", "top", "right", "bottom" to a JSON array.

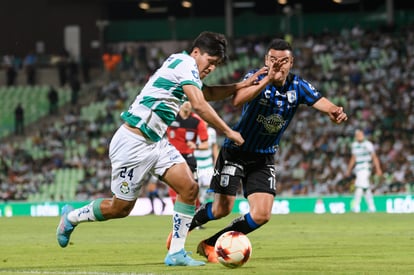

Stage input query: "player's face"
[
  {"left": 265, "top": 49, "right": 293, "bottom": 83},
  {"left": 180, "top": 101, "right": 192, "bottom": 117},
  {"left": 355, "top": 130, "right": 364, "bottom": 142},
  {"left": 192, "top": 48, "right": 221, "bottom": 79}
]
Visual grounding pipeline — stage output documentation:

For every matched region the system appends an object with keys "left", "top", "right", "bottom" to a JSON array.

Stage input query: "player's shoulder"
[
  {"left": 190, "top": 112, "right": 203, "bottom": 121},
  {"left": 292, "top": 74, "right": 321, "bottom": 97},
  {"left": 168, "top": 52, "right": 194, "bottom": 65},
  {"left": 363, "top": 139, "right": 375, "bottom": 147}
]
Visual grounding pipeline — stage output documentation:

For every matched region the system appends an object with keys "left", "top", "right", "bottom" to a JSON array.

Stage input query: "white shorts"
[
  {"left": 109, "top": 125, "right": 185, "bottom": 201},
  {"left": 354, "top": 170, "right": 371, "bottom": 189},
  {"left": 197, "top": 168, "right": 214, "bottom": 187}
]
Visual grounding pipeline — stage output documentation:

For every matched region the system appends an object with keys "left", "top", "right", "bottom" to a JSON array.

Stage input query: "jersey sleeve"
[
  {"left": 175, "top": 55, "right": 203, "bottom": 90},
  {"left": 297, "top": 77, "right": 323, "bottom": 106}
]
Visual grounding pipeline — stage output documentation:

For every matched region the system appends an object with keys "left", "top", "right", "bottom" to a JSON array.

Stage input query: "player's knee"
[
  {"left": 180, "top": 181, "right": 199, "bottom": 201},
  {"left": 212, "top": 201, "right": 232, "bottom": 218},
  {"left": 250, "top": 211, "right": 271, "bottom": 225}
]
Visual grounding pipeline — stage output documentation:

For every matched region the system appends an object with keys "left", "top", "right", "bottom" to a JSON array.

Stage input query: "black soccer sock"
[
  {"left": 204, "top": 213, "right": 261, "bottom": 246},
  {"left": 189, "top": 202, "right": 215, "bottom": 231}
]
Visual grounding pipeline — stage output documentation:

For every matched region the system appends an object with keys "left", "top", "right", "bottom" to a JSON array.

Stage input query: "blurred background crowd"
[{"left": 1, "top": 21, "right": 413, "bottom": 202}]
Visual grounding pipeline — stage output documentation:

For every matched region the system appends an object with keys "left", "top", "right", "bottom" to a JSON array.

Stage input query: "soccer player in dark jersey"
[
  {"left": 167, "top": 101, "right": 209, "bottom": 205},
  {"left": 175, "top": 38, "right": 348, "bottom": 263}
]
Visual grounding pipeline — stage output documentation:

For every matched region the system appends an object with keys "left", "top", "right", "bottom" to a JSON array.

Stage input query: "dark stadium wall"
[
  {"left": 0, "top": 0, "right": 105, "bottom": 60},
  {"left": 1, "top": 0, "right": 413, "bottom": 60}
]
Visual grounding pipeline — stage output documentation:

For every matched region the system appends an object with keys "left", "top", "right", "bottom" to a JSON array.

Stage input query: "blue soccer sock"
[
  {"left": 189, "top": 202, "right": 215, "bottom": 231},
  {"left": 205, "top": 213, "right": 261, "bottom": 246}
]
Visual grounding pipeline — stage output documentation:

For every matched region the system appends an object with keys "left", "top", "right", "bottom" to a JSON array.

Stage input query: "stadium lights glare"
[
  {"left": 332, "top": 0, "right": 360, "bottom": 4},
  {"left": 181, "top": 0, "right": 192, "bottom": 8},
  {"left": 233, "top": 1, "right": 255, "bottom": 8},
  {"left": 139, "top": 1, "right": 150, "bottom": 10}
]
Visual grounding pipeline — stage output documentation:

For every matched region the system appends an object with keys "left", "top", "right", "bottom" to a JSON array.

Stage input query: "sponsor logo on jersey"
[{"left": 257, "top": 113, "right": 286, "bottom": 133}]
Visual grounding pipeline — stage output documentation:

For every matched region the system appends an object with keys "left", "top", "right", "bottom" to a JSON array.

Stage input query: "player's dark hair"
[
  {"left": 190, "top": 31, "right": 228, "bottom": 63},
  {"left": 267, "top": 38, "right": 293, "bottom": 53}
]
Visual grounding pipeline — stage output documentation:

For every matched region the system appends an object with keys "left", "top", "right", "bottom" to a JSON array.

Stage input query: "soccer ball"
[{"left": 214, "top": 231, "right": 252, "bottom": 268}]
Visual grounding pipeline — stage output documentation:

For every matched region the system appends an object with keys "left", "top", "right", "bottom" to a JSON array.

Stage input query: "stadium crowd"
[{"left": 1, "top": 24, "right": 413, "bottom": 202}]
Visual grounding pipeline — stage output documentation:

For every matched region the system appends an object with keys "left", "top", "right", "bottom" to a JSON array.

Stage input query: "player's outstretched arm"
[
  {"left": 313, "top": 97, "right": 348, "bottom": 124},
  {"left": 202, "top": 67, "right": 266, "bottom": 101},
  {"left": 184, "top": 85, "right": 244, "bottom": 146}
]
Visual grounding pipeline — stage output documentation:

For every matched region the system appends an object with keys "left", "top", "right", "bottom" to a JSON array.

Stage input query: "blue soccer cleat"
[
  {"left": 164, "top": 249, "right": 205, "bottom": 266},
  {"left": 56, "top": 204, "right": 76, "bottom": 248}
]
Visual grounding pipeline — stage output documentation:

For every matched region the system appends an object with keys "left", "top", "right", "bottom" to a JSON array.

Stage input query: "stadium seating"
[
  {"left": 0, "top": 85, "right": 71, "bottom": 138},
  {"left": 27, "top": 168, "right": 85, "bottom": 202}
]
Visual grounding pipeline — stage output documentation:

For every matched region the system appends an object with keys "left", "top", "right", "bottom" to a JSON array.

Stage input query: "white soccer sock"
[
  {"left": 67, "top": 199, "right": 105, "bottom": 225},
  {"left": 365, "top": 189, "right": 376, "bottom": 212},
  {"left": 353, "top": 187, "right": 363, "bottom": 213},
  {"left": 169, "top": 201, "right": 195, "bottom": 254}
]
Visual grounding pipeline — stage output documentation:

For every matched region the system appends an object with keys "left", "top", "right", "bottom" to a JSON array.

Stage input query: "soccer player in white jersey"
[
  {"left": 346, "top": 129, "right": 382, "bottom": 213},
  {"left": 56, "top": 31, "right": 264, "bottom": 266},
  {"left": 194, "top": 123, "right": 219, "bottom": 203}
]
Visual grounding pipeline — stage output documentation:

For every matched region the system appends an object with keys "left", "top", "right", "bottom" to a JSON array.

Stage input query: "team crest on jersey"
[
  {"left": 287, "top": 90, "right": 297, "bottom": 104},
  {"left": 120, "top": 182, "right": 130, "bottom": 194},
  {"left": 257, "top": 114, "right": 286, "bottom": 133},
  {"left": 220, "top": 175, "right": 230, "bottom": 187},
  {"left": 191, "top": 69, "right": 200, "bottom": 80},
  {"left": 276, "top": 100, "right": 283, "bottom": 107}
]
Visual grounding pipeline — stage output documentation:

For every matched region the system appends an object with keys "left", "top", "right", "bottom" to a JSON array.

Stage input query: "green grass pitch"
[{"left": 1, "top": 213, "right": 414, "bottom": 274}]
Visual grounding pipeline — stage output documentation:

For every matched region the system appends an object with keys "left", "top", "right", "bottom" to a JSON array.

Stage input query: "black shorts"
[
  {"left": 210, "top": 147, "right": 277, "bottom": 198},
  {"left": 182, "top": 153, "right": 198, "bottom": 180}
]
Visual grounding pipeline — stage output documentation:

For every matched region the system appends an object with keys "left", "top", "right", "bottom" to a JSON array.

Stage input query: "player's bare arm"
[
  {"left": 232, "top": 57, "right": 287, "bottom": 107},
  {"left": 346, "top": 155, "right": 356, "bottom": 177},
  {"left": 313, "top": 97, "right": 348, "bottom": 124},
  {"left": 202, "top": 68, "right": 265, "bottom": 101},
  {"left": 184, "top": 84, "right": 244, "bottom": 146},
  {"left": 372, "top": 152, "right": 383, "bottom": 176}
]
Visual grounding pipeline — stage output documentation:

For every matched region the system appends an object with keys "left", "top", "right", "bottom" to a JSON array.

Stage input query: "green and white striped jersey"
[
  {"left": 194, "top": 126, "right": 217, "bottom": 170},
  {"left": 121, "top": 51, "right": 203, "bottom": 142},
  {"left": 351, "top": 139, "right": 374, "bottom": 173}
]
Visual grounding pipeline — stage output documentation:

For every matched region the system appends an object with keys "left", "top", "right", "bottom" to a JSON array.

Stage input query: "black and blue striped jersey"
[{"left": 223, "top": 70, "right": 323, "bottom": 154}]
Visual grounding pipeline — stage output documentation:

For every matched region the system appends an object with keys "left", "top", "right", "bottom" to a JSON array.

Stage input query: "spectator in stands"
[
  {"left": 14, "top": 103, "right": 24, "bottom": 135},
  {"left": 81, "top": 56, "right": 91, "bottom": 83},
  {"left": 23, "top": 51, "right": 36, "bottom": 85},
  {"left": 69, "top": 76, "right": 81, "bottom": 106},
  {"left": 4, "top": 55, "right": 17, "bottom": 86},
  {"left": 56, "top": 49, "right": 69, "bottom": 87},
  {"left": 48, "top": 86, "right": 59, "bottom": 115}
]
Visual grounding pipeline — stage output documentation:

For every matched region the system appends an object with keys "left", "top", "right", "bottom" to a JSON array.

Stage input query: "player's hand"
[
  {"left": 267, "top": 56, "right": 289, "bottom": 83},
  {"left": 224, "top": 129, "right": 245, "bottom": 146},
  {"left": 241, "top": 66, "right": 268, "bottom": 88},
  {"left": 186, "top": 141, "right": 197, "bottom": 150},
  {"left": 329, "top": 106, "right": 348, "bottom": 124}
]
